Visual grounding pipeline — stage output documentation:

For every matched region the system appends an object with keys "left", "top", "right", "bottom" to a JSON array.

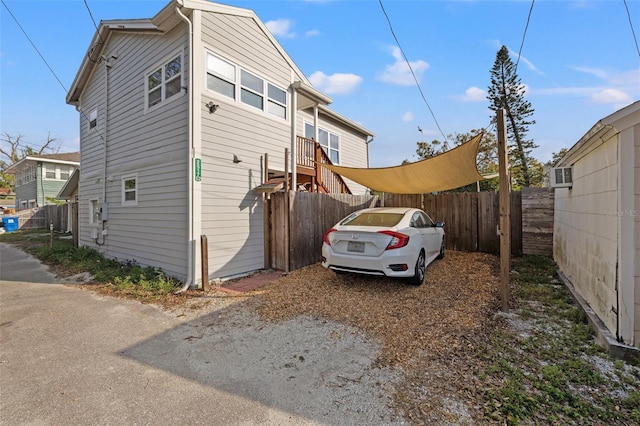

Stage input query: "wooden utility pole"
[
  {"left": 284, "top": 148, "right": 290, "bottom": 273},
  {"left": 497, "top": 109, "right": 511, "bottom": 312},
  {"left": 263, "top": 153, "right": 270, "bottom": 269}
]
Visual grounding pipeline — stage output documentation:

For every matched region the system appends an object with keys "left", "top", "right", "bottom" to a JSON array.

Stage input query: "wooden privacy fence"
[
  {"left": 9, "top": 205, "right": 71, "bottom": 231},
  {"left": 267, "top": 189, "right": 554, "bottom": 271},
  {"left": 268, "top": 192, "right": 375, "bottom": 270},
  {"left": 382, "top": 192, "right": 523, "bottom": 255}
]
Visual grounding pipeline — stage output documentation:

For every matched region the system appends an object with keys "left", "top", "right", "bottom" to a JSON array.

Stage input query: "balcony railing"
[{"left": 296, "top": 136, "right": 351, "bottom": 194}]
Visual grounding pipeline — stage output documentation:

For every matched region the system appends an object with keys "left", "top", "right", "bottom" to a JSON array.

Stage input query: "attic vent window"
[
  {"left": 89, "top": 108, "right": 97, "bottom": 129},
  {"left": 145, "top": 53, "right": 183, "bottom": 110}
]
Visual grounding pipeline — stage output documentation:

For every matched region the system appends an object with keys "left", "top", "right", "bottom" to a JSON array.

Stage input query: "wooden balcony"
[{"left": 295, "top": 136, "right": 351, "bottom": 194}]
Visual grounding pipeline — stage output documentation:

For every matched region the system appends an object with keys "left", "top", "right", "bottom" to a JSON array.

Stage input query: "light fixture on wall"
[
  {"left": 233, "top": 154, "right": 242, "bottom": 164},
  {"left": 206, "top": 102, "right": 219, "bottom": 114}
]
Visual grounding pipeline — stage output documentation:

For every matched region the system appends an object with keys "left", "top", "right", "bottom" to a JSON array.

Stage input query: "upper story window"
[
  {"left": 304, "top": 123, "right": 340, "bottom": 164},
  {"left": 146, "top": 53, "right": 183, "bottom": 109},
  {"left": 42, "top": 165, "right": 75, "bottom": 181},
  {"left": 206, "top": 51, "right": 287, "bottom": 120},
  {"left": 15, "top": 165, "right": 37, "bottom": 187}
]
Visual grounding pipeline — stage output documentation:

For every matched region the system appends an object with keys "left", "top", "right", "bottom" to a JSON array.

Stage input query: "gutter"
[{"left": 175, "top": 2, "right": 195, "bottom": 292}]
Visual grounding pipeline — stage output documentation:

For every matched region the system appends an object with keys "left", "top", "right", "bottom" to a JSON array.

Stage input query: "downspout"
[
  {"left": 175, "top": 3, "right": 195, "bottom": 292},
  {"left": 103, "top": 58, "right": 108, "bottom": 204}
]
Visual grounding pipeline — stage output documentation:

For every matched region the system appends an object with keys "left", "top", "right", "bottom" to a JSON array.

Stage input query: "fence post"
[{"left": 201, "top": 235, "right": 209, "bottom": 291}]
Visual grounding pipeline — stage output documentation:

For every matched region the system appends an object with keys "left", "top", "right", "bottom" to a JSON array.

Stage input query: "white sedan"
[{"left": 321, "top": 207, "right": 445, "bottom": 285}]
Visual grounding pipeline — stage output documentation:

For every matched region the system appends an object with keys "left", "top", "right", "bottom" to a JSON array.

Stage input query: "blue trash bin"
[{"left": 2, "top": 217, "right": 19, "bottom": 232}]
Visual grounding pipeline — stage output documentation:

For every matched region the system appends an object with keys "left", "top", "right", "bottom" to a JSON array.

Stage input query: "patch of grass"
[
  {"left": 0, "top": 230, "right": 181, "bottom": 298},
  {"left": 475, "top": 255, "right": 640, "bottom": 425}
]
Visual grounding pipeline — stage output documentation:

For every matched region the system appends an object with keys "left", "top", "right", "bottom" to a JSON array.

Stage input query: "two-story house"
[
  {"left": 5, "top": 153, "right": 80, "bottom": 210},
  {"left": 66, "top": 0, "right": 374, "bottom": 287}
]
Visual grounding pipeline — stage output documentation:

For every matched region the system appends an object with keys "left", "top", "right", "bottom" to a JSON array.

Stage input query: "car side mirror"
[{"left": 435, "top": 221, "right": 444, "bottom": 228}]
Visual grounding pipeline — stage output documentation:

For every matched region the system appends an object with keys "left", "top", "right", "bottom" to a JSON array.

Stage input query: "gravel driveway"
[{"left": 0, "top": 279, "right": 405, "bottom": 425}]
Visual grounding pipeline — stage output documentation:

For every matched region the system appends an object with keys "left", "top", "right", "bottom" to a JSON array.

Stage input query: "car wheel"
[
  {"left": 408, "top": 250, "right": 425, "bottom": 286},
  {"left": 437, "top": 238, "right": 445, "bottom": 259}
]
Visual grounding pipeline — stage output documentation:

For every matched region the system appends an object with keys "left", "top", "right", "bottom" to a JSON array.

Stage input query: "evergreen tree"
[{"left": 487, "top": 45, "right": 537, "bottom": 188}]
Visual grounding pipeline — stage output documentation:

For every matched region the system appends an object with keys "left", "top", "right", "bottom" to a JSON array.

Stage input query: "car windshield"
[{"left": 340, "top": 213, "right": 404, "bottom": 227}]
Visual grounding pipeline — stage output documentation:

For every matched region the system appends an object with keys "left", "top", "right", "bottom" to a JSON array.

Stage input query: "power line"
[
  {"left": 623, "top": 0, "right": 640, "bottom": 58},
  {"left": 378, "top": 0, "right": 447, "bottom": 142},
  {"left": 83, "top": 0, "right": 104, "bottom": 63},
  {"left": 515, "top": 0, "right": 535, "bottom": 74},
  {"left": 83, "top": 0, "right": 100, "bottom": 32},
  {"left": 1, "top": 0, "right": 105, "bottom": 144},
  {"left": 1, "top": 0, "right": 68, "bottom": 94}
]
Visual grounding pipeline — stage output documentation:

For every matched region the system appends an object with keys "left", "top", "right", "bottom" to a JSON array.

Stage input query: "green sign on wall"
[{"left": 195, "top": 158, "right": 202, "bottom": 182}]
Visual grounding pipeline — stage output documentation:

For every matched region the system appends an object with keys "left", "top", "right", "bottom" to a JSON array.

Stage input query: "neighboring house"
[
  {"left": 0, "top": 188, "right": 15, "bottom": 210},
  {"left": 5, "top": 153, "right": 80, "bottom": 210},
  {"left": 57, "top": 169, "right": 80, "bottom": 236},
  {"left": 66, "top": 0, "right": 374, "bottom": 285},
  {"left": 553, "top": 100, "right": 639, "bottom": 349}
]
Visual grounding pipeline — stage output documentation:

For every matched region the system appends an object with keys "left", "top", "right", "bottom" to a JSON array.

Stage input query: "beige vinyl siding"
[
  {"left": 77, "top": 24, "right": 190, "bottom": 279},
  {"left": 635, "top": 127, "right": 640, "bottom": 346},
  {"left": 200, "top": 12, "right": 294, "bottom": 278},
  {"left": 201, "top": 13, "right": 295, "bottom": 85},
  {"left": 298, "top": 110, "right": 370, "bottom": 195}
]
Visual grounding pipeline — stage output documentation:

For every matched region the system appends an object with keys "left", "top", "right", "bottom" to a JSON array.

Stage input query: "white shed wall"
[{"left": 554, "top": 135, "right": 619, "bottom": 335}]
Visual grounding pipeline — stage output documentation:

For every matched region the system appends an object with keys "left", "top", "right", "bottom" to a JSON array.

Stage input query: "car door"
[{"left": 418, "top": 211, "right": 440, "bottom": 258}]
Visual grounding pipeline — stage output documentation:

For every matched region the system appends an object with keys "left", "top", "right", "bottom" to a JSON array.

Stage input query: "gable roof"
[
  {"left": 557, "top": 100, "right": 640, "bottom": 167},
  {"left": 5, "top": 152, "right": 80, "bottom": 174},
  {"left": 57, "top": 169, "right": 80, "bottom": 200},
  {"left": 67, "top": 0, "right": 311, "bottom": 105}
]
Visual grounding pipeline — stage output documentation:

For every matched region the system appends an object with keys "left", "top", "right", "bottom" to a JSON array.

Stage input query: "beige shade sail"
[{"left": 321, "top": 133, "right": 486, "bottom": 194}]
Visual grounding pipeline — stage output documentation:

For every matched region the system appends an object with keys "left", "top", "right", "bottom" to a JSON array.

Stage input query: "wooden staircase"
[{"left": 295, "top": 136, "right": 351, "bottom": 194}]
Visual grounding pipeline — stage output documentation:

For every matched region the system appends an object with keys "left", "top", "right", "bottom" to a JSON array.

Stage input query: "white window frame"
[
  {"left": 121, "top": 174, "right": 138, "bottom": 206},
  {"left": 42, "top": 165, "right": 57, "bottom": 180},
  {"left": 89, "top": 108, "right": 98, "bottom": 129},
  {"left": 205, "top": 51, "right": 288, "bottom": 120},
  {"left": 304, "top": 122, "right": 341, "bottom": 164},
  {"left": 28, "top": 199, "right": 36, "bottom": 209},
  {"left": 144, "top": 51, "right": 184, "bottom": 112},
  {"left": 89, "top": 198, "right": 100, "bottom": 225},
  {"left": 42, "top": 165, "right": 73, "bottom": 181}
]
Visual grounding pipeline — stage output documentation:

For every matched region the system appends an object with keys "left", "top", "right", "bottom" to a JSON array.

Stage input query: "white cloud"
[
  {"left": 589, "top": 89, "right": 632, "bottom": 105},
  {"left": 402, "top": 112, "right": 414, "bottom": 122},
  {"left": 265, "top": 19, "right": 296, "bottom": 38},
  {"left": 376, "top": 46, "right": 429, "bottom": 86},
  {"left": 305, "top": 29, "right": 320, "bottom": 37},
  {"left": 489, "top": 40, "right": 545, "bottom": 76},
  {"left": 308, "top": 71, "right": 363, "bottom": 95},
  {"left": 459, "top": 86, "right": 486, "bottom": 102},
  {"left": 571, "top": 66, "right": 640, "bottom": 87}
]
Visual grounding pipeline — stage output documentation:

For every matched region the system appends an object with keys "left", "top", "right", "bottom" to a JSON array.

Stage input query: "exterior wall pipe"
[{"left": 175, "top": 3, "right": 195, "bottom": 292}]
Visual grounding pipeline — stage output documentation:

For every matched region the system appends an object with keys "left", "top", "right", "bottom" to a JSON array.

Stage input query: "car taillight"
[
  {"left": 323, "top": 228, "right": 337, "bottom": 246},
  {"left": 378, "top": 230, "right": 409, "bottom": 250}
]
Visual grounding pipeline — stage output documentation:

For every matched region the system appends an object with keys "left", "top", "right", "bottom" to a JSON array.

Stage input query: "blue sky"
[{"left": 1, "top": 0, "right": 638, "bottom": 168}]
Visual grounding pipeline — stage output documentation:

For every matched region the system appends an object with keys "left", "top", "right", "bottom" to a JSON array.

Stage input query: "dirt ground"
[{"left": 85, "top": 250, "right": 500, "bottom": 424}]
